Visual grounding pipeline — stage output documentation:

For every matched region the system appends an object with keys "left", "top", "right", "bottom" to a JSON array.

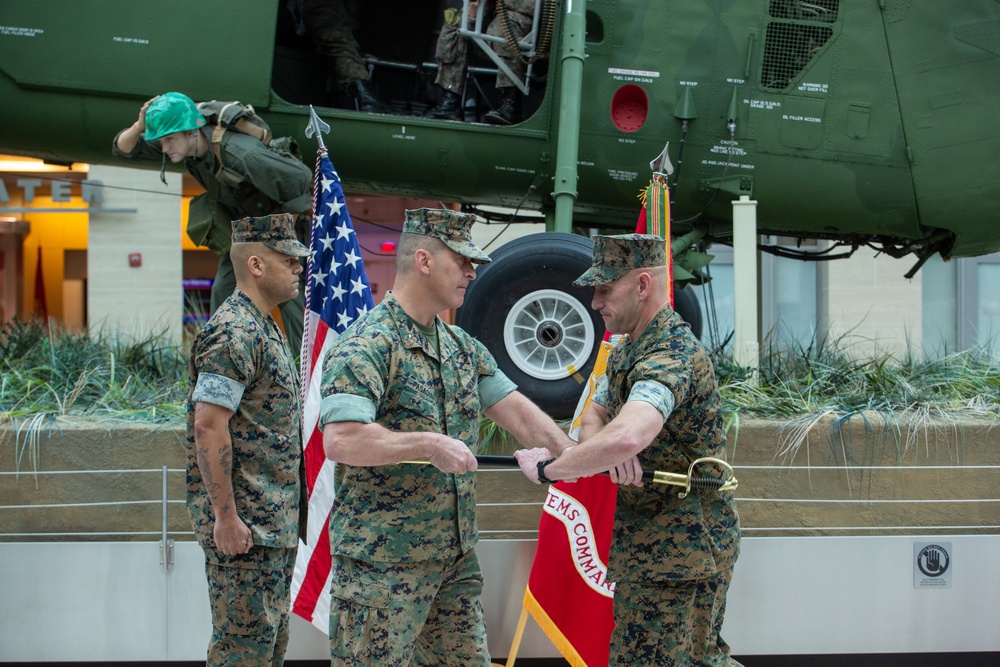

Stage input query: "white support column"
[{"left": 732, "top": 195, "right": 759, "bottom": 375}]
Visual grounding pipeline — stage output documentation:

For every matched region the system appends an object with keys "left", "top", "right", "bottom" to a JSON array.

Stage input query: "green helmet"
[{"left": 144, "top": 92, "right": 206, "bottom": 140}]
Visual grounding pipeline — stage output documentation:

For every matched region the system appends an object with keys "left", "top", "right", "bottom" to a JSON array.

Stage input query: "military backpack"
[{"left": 186, "top": 100, "right": 307, "bottom": 254}]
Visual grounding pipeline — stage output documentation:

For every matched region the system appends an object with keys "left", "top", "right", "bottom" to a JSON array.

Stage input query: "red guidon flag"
[
  {"left": 523, "top": 341, "right": 619, "bottom": 666},
  {"left": 523, "top": 177, "right": 672, "bottom": 665}
]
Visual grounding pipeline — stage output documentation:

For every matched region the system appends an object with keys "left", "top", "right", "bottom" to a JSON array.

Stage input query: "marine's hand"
[
  {"left": 137, "top": 97, "right": 157, "bottom": 133},
  {"left": 428, "top": 436, "right": 478, "bottom": 474},
  {"left": 513, "top": 447, "right": 554, "bottom": 484},
  {"left": 213, "top": 514, "right": 253, "bottom": 556},
  {"left": 609, "top": 455, "right": 644, "bottom": 487}
]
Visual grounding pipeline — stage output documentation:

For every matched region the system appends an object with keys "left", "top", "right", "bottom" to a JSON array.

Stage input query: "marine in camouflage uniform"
[
  {"left": 515, "top": 234, "right": 743, "bottom": 666},
  {"left": 319, "top": 208, "right": 575, "bottom": 667},
  {"left": 434, "top": 0, "right": 534, "bottom": 94},
  {"left": 426, "top": 0, "right": 536, "bottom": 123},
  {"left": 186, "top": 214, "right": 310, "bottom": 667},
  {"left": 113, "top": 94, "right": 313, "bottom": 353},
  {"left": 302, "top": 0, "right": 369, "bottom": 88},
  {"left": 301, "top": 0, "right": 388, "bottom": 112}
]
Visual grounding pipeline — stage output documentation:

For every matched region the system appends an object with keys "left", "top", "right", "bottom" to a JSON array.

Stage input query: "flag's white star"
[
  {"left": 337, "top": 311, "right": 353, "bottom": 329},
  {"left": 319, "top": 233, "right": 335, "bottom": 252},
  {"left": 321, "top": 174, "right": 334, "bottom": 192},
  {"left": 344, "top": 248, "right": 361, "bottom": 268},
  {"left": 330, "top": 283, "right": 346, "bottom": 302},
  {"left": 326, "top": 199, "right": 344, "bottom": 218},
  {"left": 335, "top": 220, "right": 354, "bottom": 240},
  {"left": 313, "top": 269, "right": 328, "bottom": 287},
  {"left": 350, "top": 276, "right": 367, "bottom": 296}
]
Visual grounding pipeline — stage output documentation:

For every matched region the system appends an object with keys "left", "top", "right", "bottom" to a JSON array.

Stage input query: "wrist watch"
[{"left": 537, "top": 457, "right": 557, "bottom": 484}]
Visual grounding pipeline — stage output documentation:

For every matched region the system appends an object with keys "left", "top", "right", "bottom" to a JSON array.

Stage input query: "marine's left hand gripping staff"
[{"left": 401, "top": 455, "right": 738, "bottom": 497}]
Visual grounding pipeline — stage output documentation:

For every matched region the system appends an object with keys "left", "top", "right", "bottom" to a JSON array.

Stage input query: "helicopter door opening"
[{"left": 272, "top": 0, "right": 554, "bottom": 122}]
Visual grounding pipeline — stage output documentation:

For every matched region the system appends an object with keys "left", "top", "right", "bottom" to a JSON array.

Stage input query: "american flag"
[{"left": 290, "top": 145, "right": 374, "bottom": 632}]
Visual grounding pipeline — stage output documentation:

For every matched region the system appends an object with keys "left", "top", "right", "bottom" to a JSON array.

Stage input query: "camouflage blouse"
[
  {"left": 320, "top": 293, "right": 514, "bottom": 563},
  {"left": 185, "top": 289, "right": 304, "bottom": 549},
  {"left": 602, "top": 307, "right": 741, "bottom": 582}
]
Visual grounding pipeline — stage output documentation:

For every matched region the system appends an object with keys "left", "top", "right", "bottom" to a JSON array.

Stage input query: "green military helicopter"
[{"left": 2, "top": 0, "right": 998, "bottom": 416}]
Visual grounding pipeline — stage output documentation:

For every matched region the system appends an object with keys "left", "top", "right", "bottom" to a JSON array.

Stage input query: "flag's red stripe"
[
  {"left": 303, "top": 428, "right": 326, "bottom": 492},
  {"left": 308, "top": 321, "right": 330, "bottom": 373},
  {"left": 291, "top": 512, "right": 332, "bottom": 619}
]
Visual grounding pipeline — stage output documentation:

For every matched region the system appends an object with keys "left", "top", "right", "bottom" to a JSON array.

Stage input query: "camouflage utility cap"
[
  {"left": 573, "top": 234, "right": 666, "bottom": 286},
  {"left": 232, "top": 213, "right": 310, "bottom": 257},
  {"left": 402, "top": 208, "right": 491, "bottom": 264}
]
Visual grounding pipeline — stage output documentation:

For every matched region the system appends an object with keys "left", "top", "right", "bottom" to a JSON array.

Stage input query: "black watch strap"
[{"left": 537, "top": 457, "right": 557, "bottom": 484}]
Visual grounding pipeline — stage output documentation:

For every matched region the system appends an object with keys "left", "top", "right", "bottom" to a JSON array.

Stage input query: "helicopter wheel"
[
  {"left": 672, "top": 284, "right": 703, "bottom": 341},
  {"left": 457, "top": 233, "right": 602, "bottom": 419},
  {"left": 457, "top": 232, "right": 704, "bottom": 419}
]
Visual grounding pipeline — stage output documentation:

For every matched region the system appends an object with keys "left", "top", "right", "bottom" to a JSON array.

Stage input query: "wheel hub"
[
  {"left": 503, "top": 289, "right": 595, "bottom": 381},
  {"left": 536, "top": 320, "right": 564, "bottom": 347}
]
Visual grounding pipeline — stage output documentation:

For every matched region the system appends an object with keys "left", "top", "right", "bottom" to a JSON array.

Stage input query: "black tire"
[
  {"left": 457, "top": 233, "right": 603, "bottom": 419},
  {"left": 673, "top": 285, "right": 703, "bottom": 340},
  {"left": 456, "top": 233, "right": 705, "bottom": 418}
]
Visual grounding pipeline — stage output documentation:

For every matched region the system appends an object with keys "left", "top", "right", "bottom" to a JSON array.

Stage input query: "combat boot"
[
  {"left": 351, "top": 79, "right": 389, "bottom": 114},
  {"left": 484, "top": 88, "right": 522, "bottom": 125},
  {"left": 424, "top": 90, "right": 463, "bottom": 121}
]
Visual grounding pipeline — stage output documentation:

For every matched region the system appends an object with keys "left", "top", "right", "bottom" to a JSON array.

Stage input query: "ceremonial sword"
[{"left": 402, "top": 455, "right": 737, "bottom": 498}]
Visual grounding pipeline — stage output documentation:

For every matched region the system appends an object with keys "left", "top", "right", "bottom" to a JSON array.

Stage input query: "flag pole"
[{"left": 497, "top": 606, "right": 530, "bottom": 667}]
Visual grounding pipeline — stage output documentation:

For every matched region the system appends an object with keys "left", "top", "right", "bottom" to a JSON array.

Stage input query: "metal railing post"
[{"left": 158, "top": 465, "right": 175, "bottom": 573}]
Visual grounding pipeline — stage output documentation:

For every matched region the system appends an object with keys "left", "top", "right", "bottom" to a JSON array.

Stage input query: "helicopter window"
[
  {"left": 760, "top": 22, "right": 834, "bottom": 91},
  {"left": 585, "top": 10, "right": 604, "bottom": 44},
  {"left": 768, "top": 0, "right": 839, "bottom": 23}
]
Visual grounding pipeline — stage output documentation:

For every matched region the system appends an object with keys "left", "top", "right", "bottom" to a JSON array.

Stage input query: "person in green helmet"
[{"left": 113, "top": 92, "right": 312, "bottom": 354}]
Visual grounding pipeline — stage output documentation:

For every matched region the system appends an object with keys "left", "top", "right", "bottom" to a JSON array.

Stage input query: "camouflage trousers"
[
  {"left": 203, "top": 545, "right": 297, "bottom": 667},
  {"left": 328, "top": 549, "right": 491, "bottom": 667},
  {"left": 211, "top": 252, "right": 306, "bottom": 356},
  {"left": 435, "top": 0, "right": 534, "bottom": 93},
  {"left": 609, "top": 568, "right": 744, "bottom": 666},
  {"left": 302, "top": 0, "right": 370, "bottom": 86}
]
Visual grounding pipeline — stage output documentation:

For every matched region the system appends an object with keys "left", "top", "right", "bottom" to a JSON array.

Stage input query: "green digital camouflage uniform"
[
  {"left": 302, "top": 0, "right": 371, "bottom": 90},
  {"left": 435, "top": 0, "right": 534, "bottom": 93},
  {"left": 600, "top": 307, "right": 742, "bottom": 666},
  {"left": 186, "top": 287, "right": 306, "bottom": 667},
  {"left": 575, "top": 234, "right": 742, "bottom": 666},
  {"left": 112, "top": 124, "right": 312, "bottom": 352},
  {"left": 319, "top": 291, "right": 516, "bottom": 667}
]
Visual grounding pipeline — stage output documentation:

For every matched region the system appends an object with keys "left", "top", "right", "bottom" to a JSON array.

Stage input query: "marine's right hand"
[
  {"left": 428, "top": 436, "right": 478, "bottom": 474},
  {"left": 136, "top": 97, "right": 157, "bottom": 133},
  {"left": 213, "top": 514, "right": 253, "bottom": 556}
]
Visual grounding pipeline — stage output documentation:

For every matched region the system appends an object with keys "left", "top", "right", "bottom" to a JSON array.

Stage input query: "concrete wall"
[
  {"left": 88, "top": 165, "right": 183, "bottom": 342},
  {"left": 3, "top": 415, "right": 996, "bottom": 540},
  {"left": 820, "top": 246, "right": 923, "bottom": 357}
]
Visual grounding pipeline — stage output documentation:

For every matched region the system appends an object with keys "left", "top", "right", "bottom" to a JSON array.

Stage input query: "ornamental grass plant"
[
  {"left": 1, "top": 317, "right": 997, "bottom": 459},
  {"left": 712, "top": 333, "right": 1000, "bottom": 466},
  {"left": 0, "top": 317, "right": 188, "bottom": 424}
]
